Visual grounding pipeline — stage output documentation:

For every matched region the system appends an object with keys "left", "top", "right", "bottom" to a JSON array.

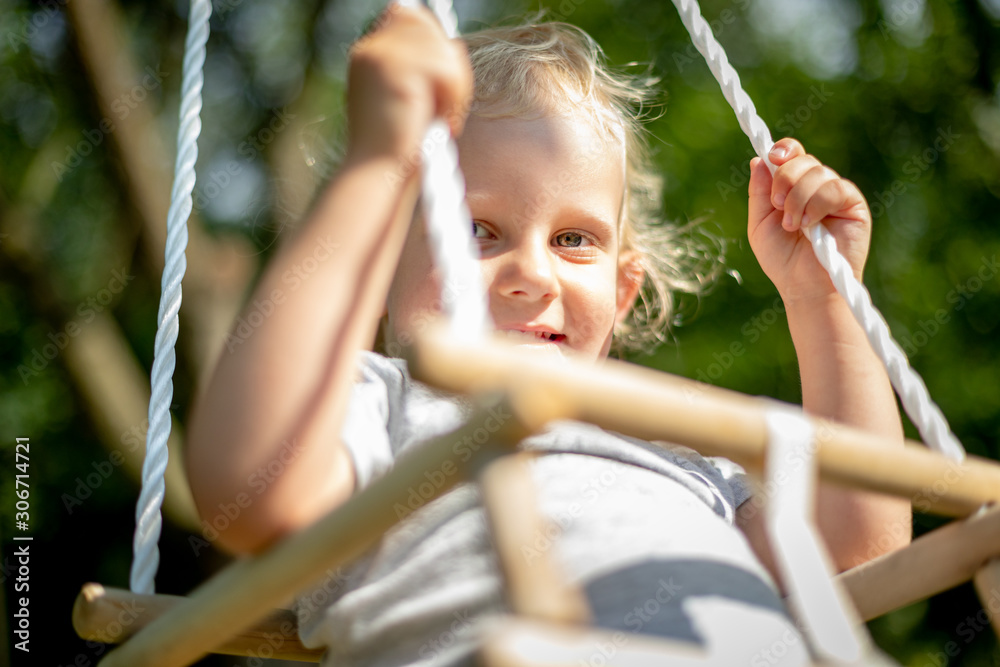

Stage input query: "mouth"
[{"left": 499, "top": 329, "right": 567, "bottom": 345}]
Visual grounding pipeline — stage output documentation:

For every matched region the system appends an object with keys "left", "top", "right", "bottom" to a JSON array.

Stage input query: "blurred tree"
[{"left": 0, "top": 0, "right": 997, "bottom": 664}]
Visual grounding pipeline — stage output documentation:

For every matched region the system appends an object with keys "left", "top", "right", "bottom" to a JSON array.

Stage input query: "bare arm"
[
  {"left": 184, "top": 6, "right": 472, "bottom": 554},
  {"left": 738, "top": 138, "right": 910, "bottom": 577},
  {"left": 736, "top": 296, "right": 910, "bottom": 582},
  {"left": 185, "top": 158, "right": 420, "bottom": 554},
  {"left": 789, "top": 295, "right": 910, "bottom": 571}
]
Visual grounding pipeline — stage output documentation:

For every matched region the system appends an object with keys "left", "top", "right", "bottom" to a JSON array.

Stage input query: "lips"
[{"left": 498, "top": 328, "right": 566, "bottom": 344}]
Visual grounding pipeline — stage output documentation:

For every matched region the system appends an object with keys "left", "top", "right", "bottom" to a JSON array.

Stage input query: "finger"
[
  {"left": 748, "top": 156, "right": 776, "bottom": 232},
  {"left": 782, "top": 163, "right": 840, "bottom": 231},
  {"left": 433, "top": 40, "right": 474, "bottom": 137},
  {"left": 768, "top": 138, "right": 806, "bottom": 167},
  {"left": 769, "top": 153, "right": 822, "bottom": 212},
  {"left": 801, "top": 178, "right": 863, "bottom": 229}
]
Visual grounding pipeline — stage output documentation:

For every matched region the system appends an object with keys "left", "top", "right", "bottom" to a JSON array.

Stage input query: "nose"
[{"left": 493, "top": 233, "right": 559, "bottom": 302}]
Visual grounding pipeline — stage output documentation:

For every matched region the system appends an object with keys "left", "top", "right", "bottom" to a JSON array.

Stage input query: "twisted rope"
[
  {"left": 670, "top": 0, "right": 965, "bottom": 461},
  {"left": 131, "top": 0, "right": 212, "bottom": 595},
  {"left": 398, "top": 0, "right": 491, "bottom": 338}
]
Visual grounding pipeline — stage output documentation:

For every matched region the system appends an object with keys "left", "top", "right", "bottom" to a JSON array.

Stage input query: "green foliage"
[{"left": 0, "top": 0, "right": 997, "bottom": 664}]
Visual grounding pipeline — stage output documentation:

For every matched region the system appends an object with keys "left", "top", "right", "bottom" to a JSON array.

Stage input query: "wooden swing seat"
[{"left": 73, "top": 332, "right": 1000, "bottom": 666}]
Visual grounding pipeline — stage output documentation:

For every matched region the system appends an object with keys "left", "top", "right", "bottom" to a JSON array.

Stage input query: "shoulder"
[{"left": 355, "top": 350, "right": 470, "bottom": 452}]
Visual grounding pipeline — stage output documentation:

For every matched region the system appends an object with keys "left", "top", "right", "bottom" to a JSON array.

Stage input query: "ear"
[{"left": 614, "top": 251, "right": 644, "bottom": 327}]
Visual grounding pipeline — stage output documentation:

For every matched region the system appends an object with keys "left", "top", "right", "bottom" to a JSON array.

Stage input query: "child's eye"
[
  {"left": 554, "top": 232, "right": 587, "bottom": 248},
  {"left": 471, "top": 220, "right": 492, "bottom": 239}
]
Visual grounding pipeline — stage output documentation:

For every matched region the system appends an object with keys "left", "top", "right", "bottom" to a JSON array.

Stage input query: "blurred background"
[{"left": 1, "top": 0, "right": 999, "bottom": 664}]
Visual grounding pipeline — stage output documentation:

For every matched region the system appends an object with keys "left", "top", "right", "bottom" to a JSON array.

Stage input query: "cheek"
[{"left": 565, "top": 266, "right": 620, "bottom": 339}]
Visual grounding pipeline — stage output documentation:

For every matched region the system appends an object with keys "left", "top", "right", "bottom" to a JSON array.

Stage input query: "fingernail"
[
  {"left": 773, "top": 192, "right": 785, "bottom": 207},
  {"left": 800, "top": 214, "right": 810, "bottom": 228},
  {"left": 770, "top": 145, "right": 788, "bottom": 160},
  {"left": 782, "top": 213, "right": 791, "bottom": 230}
]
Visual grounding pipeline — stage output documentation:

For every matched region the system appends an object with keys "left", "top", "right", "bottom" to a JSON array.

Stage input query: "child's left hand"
[{"left": 747, "top": 138, "right": 872, "bottom": 306}]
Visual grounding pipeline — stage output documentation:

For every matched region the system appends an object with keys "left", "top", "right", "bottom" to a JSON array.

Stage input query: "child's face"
[{"left": 386, "top": 111, "right": 641, "bottom": 363}]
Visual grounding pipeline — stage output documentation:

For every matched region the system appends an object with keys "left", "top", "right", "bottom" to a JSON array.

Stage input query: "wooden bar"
[
  {"left": 95, "top": 400, "right": 532, "bottom": 667},
  {"left": 973, "top": 559, "right": 1000, "bottom": 638},
  {"left": 478, "top": 452, "right": 591, "bottom": 624},
  {"left": 408, "top": 330, "right": 1000, "bottom": 517},
  {"left": 836, "top": 504, "right": 1000, "bottom": 620},
  {"left": 72, "top": 583, "right": 321, "bottom": 661}
]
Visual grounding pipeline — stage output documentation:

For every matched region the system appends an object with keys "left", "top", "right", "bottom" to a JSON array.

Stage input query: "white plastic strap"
[{"left": 764, "top": 409, "right": 871, "bottom": 664}]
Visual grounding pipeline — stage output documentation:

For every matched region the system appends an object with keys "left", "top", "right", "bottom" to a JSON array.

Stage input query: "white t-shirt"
[{"left": 297, "top": 352, "right": 809, "bottom": 666}]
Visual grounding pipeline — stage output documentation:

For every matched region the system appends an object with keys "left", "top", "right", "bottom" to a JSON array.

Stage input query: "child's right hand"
[{"left": 346, "top": 4, "right": 473, "bottom": 163}]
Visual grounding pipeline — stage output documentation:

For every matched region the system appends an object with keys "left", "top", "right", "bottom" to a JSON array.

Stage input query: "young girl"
[{"left": 185, "top": 5, "right": 910, "bottom": 665}]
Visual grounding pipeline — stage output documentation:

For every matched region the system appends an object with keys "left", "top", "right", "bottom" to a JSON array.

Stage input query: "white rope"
[
  {"left": 131, "top": 0, "right": 212, "bottom": 595},
  {"left": 764, "top": 408, "right": 877, "bottom": 665},
  {"left": 669, "top": 0, "right": 965, "bottom": 461},
  {"left": 426, "top": 0, "right": 459, "bottom": 38},
  {"left": 419, "top": 119, "right": 492, "bottom": 336},
  {"left": 397, "top": 0, "right": 491, "bottom": 339}
]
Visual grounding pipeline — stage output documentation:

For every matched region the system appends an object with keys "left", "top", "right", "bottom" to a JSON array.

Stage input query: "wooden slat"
[
  {"left": 94, "top": 400, "right": 532, "bottom": 667},
  {"left": 408, "top": 329, "right": 1000, "bottom": 517},
  {"left": 73, "top": 583, "right": 322, "bottom": 662},
  {"left": 973, "top": 559, "right": 1000, "bottom": 639},
  {"left": 837, "top": 504, "right": 1000, "bottom": 620},
  {"left": 479, "top": 452, "right": 591, "bottom": 624}
]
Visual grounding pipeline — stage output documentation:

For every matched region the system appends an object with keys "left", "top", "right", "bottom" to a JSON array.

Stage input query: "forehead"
[{"left": 457, "top": 112, "right": 626, "bottom": 227}]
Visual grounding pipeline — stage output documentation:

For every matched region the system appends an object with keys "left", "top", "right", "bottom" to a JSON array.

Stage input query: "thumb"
[{"left": 747, "top": 157, "right": 776, "bottom": 233}]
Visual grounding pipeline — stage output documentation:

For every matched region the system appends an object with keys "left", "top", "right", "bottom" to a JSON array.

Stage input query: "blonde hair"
[{"left": 463, "top": 18, "right": 722, "bottom": 355}]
